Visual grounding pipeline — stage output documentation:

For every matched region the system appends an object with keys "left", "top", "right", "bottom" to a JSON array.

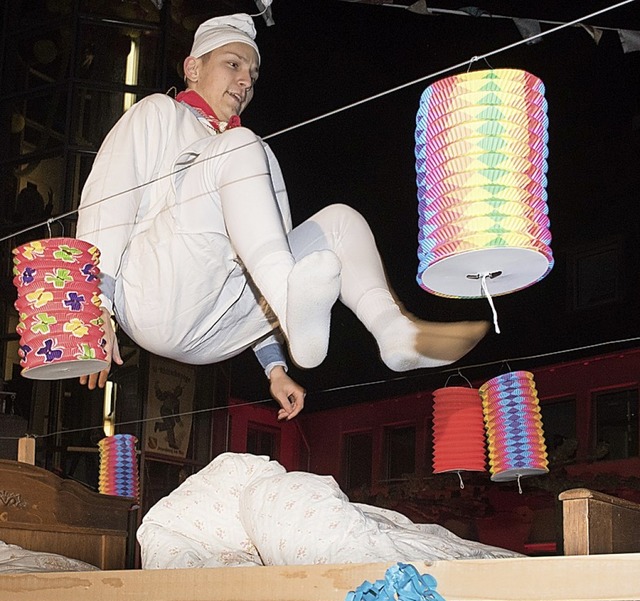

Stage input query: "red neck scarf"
[{"left": 175, "top": 89, "right": 241, "bottom": 132}]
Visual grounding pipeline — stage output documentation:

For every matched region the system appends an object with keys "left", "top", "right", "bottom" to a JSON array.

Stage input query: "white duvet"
[
  {"left": 137, "top": 453, "right": 520, "bottom": 569},
  {"left": 0, "top": 541, "right": 99, "bottom": 574}
]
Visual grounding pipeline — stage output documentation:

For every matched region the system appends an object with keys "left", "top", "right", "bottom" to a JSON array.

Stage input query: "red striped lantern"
[{"left": 432, "top": 385, "right": 486, "bottom": 475}]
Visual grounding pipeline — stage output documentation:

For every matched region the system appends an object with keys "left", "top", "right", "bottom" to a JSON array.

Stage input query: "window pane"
[
  {"left": 76, "top": 24, "right": 161, "bottom": 89},
  {"left": 541, "top": 398, "right": 577, "bottom": 464},
  {"left": 593, "top": 389, "right": 639, "bottom": 460},
  {"left": 1, "top": 91, "right": 68, "bottom": 160},
  {"left": 572, "top": 243, "right": 621, "bottom": 309},
  {"left": 78, "top": 0, "right": 161, "bottom": 23},
  {"left": 5, "top": 1, "right": 72, "bottom": 29},
  {"left": 0, "top": 157, "right": 67, "bottom": 248},
  {"left": 384, "top": 425, "right": 416, "bottom": 481},
  {"left": 71, "top": 88, "right": 155, "bottom": 148},
  {"left": 66, "top": 152, "right": 95, "bottom": 217},
  {"left": 2, "top": 26, "right": 70, "bottom": 95},
  {"left": 344, "top": 431, "right": 372, "bottom": 490},
  {"left": 247, "top": 424, "right": 279, "bottom": 460}
]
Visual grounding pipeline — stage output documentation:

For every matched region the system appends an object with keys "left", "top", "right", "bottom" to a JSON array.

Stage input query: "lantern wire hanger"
[
  {"left": 444, "top": 368, "right": 472, "bottom": 388},
  {"left": 250, "top": 0, "right": 273, "bottom": 18},
  {"left": 45, "top": 217, "right": 64, "bottom": 239}
]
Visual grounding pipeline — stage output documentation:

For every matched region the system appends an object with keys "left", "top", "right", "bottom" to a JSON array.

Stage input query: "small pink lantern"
[{"left": 13, "top": 237, "right": 108, "bottom": 380}]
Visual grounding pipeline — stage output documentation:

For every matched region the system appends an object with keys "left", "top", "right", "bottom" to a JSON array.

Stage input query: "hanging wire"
[
  {"left": 250, "top": 0, "right": 272, "bottom": 18},
  {"left": 0, "top": 0, "right": 634, "bottom": 245},
  {"left": 2, "top": 335, "right": 640, "bottom": 442}
]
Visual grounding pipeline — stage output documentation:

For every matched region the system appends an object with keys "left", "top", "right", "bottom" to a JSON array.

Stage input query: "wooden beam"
[{"left": 1, "top": 554, "right": 640, "bottom": 601}]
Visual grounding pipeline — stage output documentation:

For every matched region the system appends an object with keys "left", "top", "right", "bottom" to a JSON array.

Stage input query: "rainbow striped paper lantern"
[
  {"left": 479, "top": 371, "right": 549, "bottom": 482},
  {"left": 13, "top": 238, "right": 108, "bottom": 380},
  {"left": 98, "top": 434, "right": 139, "bottom": 500},
  {"left": 432, "top": 386, "right": 486, "bottom": 474},
  {"left": 415, "top": 69, "right": 553, "bottom": 298}
]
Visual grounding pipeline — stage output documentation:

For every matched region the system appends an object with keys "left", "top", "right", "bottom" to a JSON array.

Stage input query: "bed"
[
  {"left": 0, "top": 457, "right": 639, "bottom": 600},
  {"left": 0, "top": 459, "right": 136, "bottom": 572}
]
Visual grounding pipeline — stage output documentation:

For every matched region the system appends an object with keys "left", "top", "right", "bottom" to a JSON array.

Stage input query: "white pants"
[{"left": 115, "top": 128, "right": 389, "bottom": 365}]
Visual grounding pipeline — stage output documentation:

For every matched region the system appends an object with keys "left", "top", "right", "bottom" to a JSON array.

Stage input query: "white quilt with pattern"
[
  {"left": 0, "top": 541, "right": 99, "bottom": 573},
  {"left": 138, "top": 453, "right": 520, "bottom": 569}
]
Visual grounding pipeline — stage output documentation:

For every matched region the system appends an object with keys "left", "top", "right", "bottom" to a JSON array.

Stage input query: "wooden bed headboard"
[{"left": 0, "top": 459, "right": 136, "bottom": 569}]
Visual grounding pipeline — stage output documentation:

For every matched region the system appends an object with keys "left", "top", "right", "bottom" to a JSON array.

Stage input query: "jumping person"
[{"left": 76, "top": 13, "right": 488, "bottom": 420}]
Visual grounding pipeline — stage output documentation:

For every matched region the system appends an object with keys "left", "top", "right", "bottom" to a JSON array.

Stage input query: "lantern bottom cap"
[
  {"left": 420, "top": 247, "right": 551, "bottom": 298},
  {"left": 21, "top": 358, "right": 109, "bottom": 380},
  {"left": 490, "top": 467, "right": 549, "bottom": 482},
  {"left": 433, "top": 467, "right": 486, "bottom": 474}
]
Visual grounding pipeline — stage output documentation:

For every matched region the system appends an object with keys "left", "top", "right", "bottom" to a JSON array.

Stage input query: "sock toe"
[{"left": 378, "top": 318, "right": 490, "bottom": 372}]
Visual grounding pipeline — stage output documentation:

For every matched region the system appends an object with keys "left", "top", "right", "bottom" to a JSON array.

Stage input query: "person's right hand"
[{"left": 79, "top": 308, "right": 123, "bottom": 389}]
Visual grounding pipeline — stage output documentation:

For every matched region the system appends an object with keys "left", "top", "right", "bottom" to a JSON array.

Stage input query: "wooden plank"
[{"left": 1, "top": 554, "right": 640, "bottom": 601}]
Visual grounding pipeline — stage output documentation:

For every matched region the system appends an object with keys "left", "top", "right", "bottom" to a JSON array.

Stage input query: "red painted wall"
[
  {"left": 298, "top": 349, "right": 640, "bottom": 484},
  {"left": 227, "top": 399, "right": 306, "bottom": 472}
]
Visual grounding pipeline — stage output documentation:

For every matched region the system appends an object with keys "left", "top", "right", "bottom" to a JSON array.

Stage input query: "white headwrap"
[{"left": 189, "top": 13, "right": 260, "bottom": 64}]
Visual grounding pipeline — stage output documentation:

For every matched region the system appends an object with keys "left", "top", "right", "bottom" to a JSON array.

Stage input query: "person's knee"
[
  {"left": 198, "top": 126, "right": 262, "bottom": 161},
  {"left": 218, "top": 126, "right": 261, "bottom": 151},
  {"left": 200, "top": 127, "right": 269, "bottom": 190},
  {"left": 317, "top": 203, "right": 368, "bottom": 230}
]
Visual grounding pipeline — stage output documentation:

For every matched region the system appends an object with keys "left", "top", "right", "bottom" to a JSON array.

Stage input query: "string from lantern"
[
  {"left": 0, "top": 0, "right": 634, "bottom": 246},
  {"left": 481, "top": 274, "right": 500, "bottom": 333}
]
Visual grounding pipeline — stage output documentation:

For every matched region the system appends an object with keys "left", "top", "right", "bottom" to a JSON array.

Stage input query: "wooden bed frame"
[
  {"left": 0, "top": 462, "right": 638, "bottom": 600},
  {"left": 1, "top": 554, "right": 639, "bottom": 600},
  {"left": 0, "top": 459, "right": 136, "bottom": 570},
  {"left": 560, "top": 487, "right": 640, "bottom": 555}
]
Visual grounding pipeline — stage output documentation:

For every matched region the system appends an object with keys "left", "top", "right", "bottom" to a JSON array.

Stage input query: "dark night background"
[{"left": 221, "top": 0, "right": 640, "bottom": 410}]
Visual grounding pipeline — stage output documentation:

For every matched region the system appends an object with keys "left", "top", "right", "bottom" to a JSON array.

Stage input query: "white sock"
[{"left": 286, "top": 250, "right": 341, "bottom": 369}]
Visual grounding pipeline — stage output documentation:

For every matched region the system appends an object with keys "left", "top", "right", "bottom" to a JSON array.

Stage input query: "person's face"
[{"left": 184, "top": 42, "right": 259, "bottom": 122}]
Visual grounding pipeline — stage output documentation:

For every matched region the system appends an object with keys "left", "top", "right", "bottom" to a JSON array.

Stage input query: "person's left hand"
[{"left": 268, "top": 366, "right": 306, "bottom": 420}]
